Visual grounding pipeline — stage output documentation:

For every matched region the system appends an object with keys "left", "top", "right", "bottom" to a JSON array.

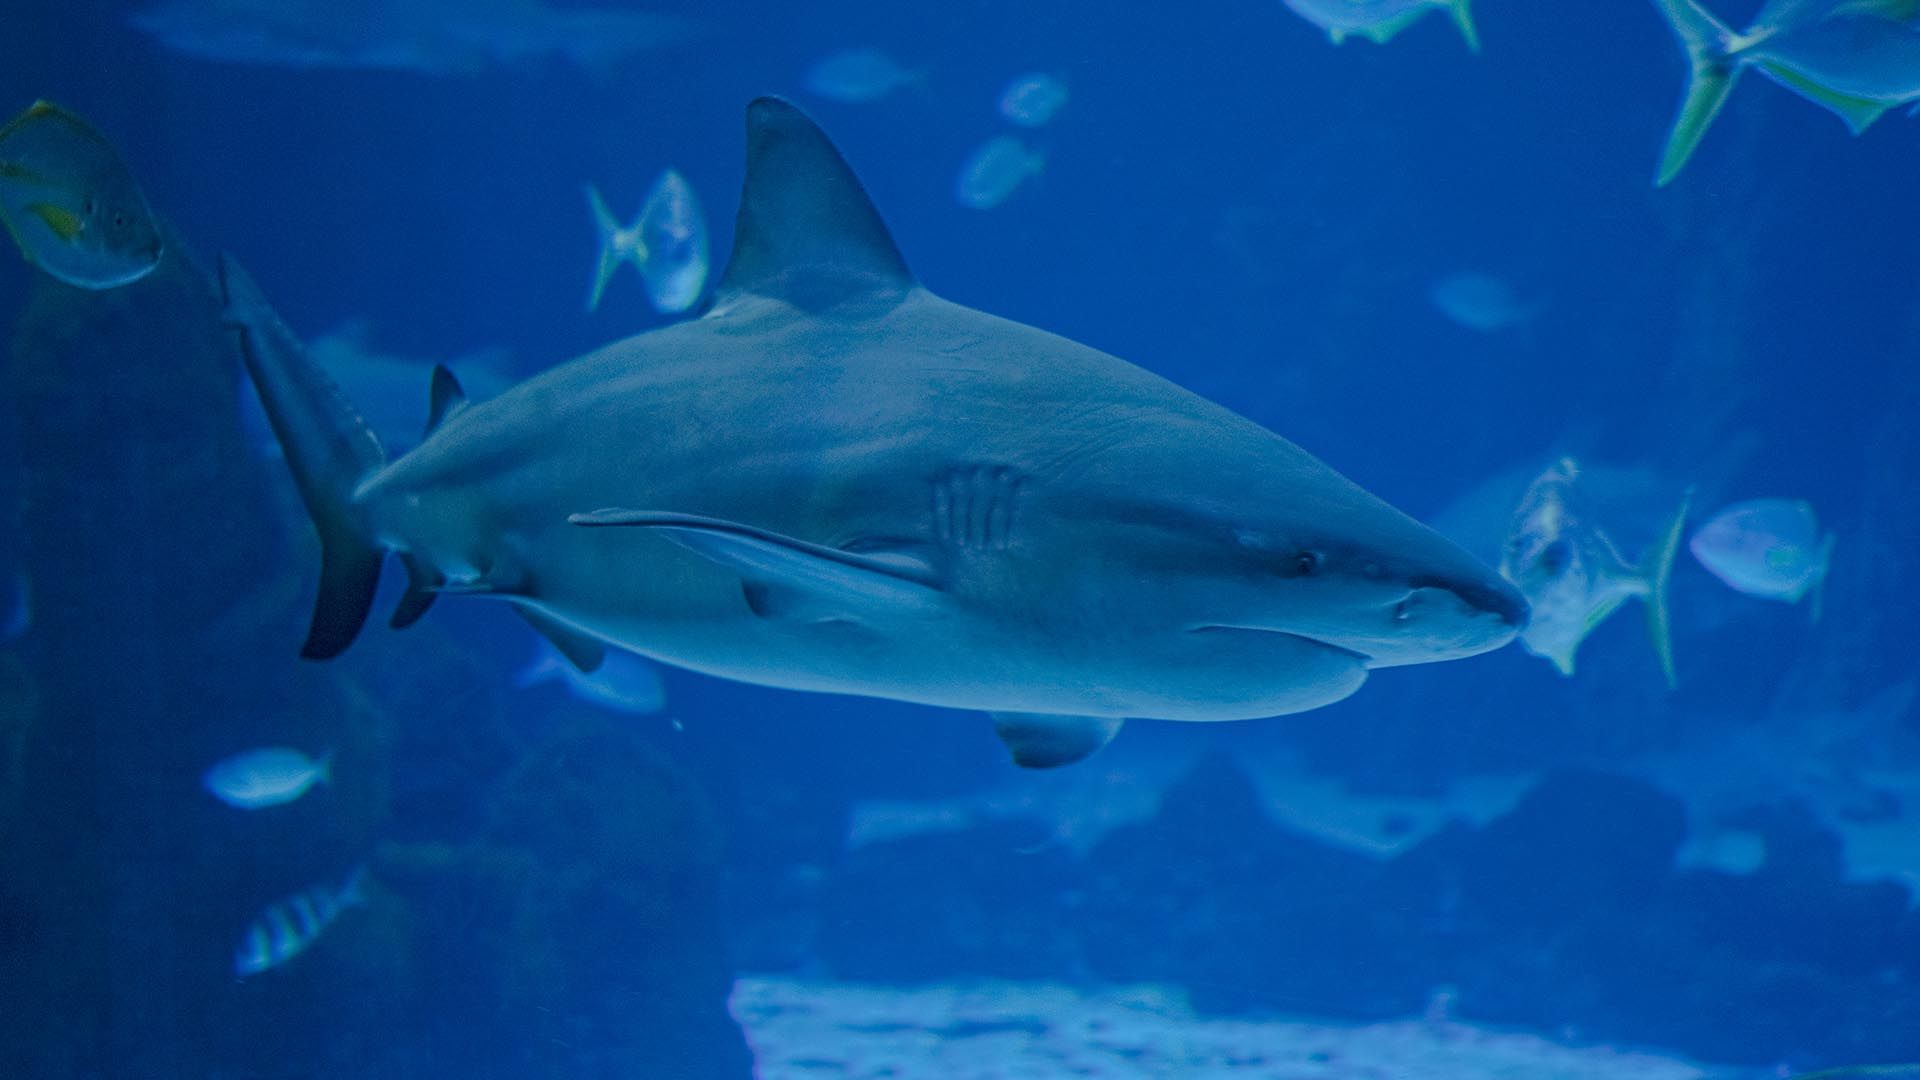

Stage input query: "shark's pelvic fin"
[
  {"left": 390, "top": 553, "right": 440, "bottom": 629},
  {"left": 516, "top": 606, "right": 607, "bottom": 674},
  {"left": 710, "top": 96, "right": 914, "bottom": 313},
  {"left": 569, "top": 509, "right": 943, "bottom": 616},
  {"left": 425, "top": 364, "right": 469, "bottom": 436},
  {"left": 991, "top": 713, "right": 1125, "bottom": 769},
  {"left": 218, "top": 254, "right": 388, "bottom": 660}
]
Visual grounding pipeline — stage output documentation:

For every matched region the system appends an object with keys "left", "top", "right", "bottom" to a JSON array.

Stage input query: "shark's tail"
[
  {"left": 217, "top": 254, "right": 388, "bottom": 659},
  {"left": 1649, "top": 0, "right": 1742, "bottom": 186},
  {"left": 1639, "top": 488, "right": 1692, "bottom": 689},
  {"left": 585, "top": 183, "right": 637, "bottom": 312}
]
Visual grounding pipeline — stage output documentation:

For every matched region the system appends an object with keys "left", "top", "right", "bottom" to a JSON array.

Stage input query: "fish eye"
[
  {"left": 1539, "top": 539, "right": 1571, "bottom": 575},
  {"left": 1292, "top": 550, "right": 1323, "bottom": 577}
]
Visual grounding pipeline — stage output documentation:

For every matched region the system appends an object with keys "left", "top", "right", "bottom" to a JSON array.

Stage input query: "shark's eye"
[{"left": 1293, "top": 550, "right": 1323, "bottom": 577}]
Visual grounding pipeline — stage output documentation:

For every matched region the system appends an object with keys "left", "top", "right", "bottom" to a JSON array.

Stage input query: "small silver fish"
[
  {"left": 1280, "top": 0, "right": 1480, "bottom": 51},
  {"left": 233, "top": 865, "right": 367, "bottom": 978},
  {"left": 1689, "top": 497, "right": 1834, "bottom": 611},
  {"left": 954, "top": 135, "right": 1045, "bottom": 210},
  {"left": 0, "top": 101, "right": 163, "bottom": 290},
  {"left": 1499, "top": 458, "right": 1689, "bottom": 686},
  {"left": 514, "top": 636, "right": 667, "bottom": 715},
  {"left": 1, "top": 570, "right": 29, "bottom": 644},
  {"left": 585, "top": 169, "right": 709, "bottom": 314},
  {"left": 203, "top": 747, "right": 331, "bottom": 809},
  {"left": 1428, "top": 271, "right": 1535, "bottom": 332},
  {"left": 803, "top": 48, "right": 924, "bottom": 104},
  {"left": 998, "top": 73, "right": 1069, "bottom": 128},
  {"left": 1649, "top": 0, "right": 1920, "bottom": 184}
]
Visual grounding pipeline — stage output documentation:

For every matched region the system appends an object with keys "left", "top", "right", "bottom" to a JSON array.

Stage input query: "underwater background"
[{"left": 3, "top": 0, "right": 1919, "bottom": 1077}]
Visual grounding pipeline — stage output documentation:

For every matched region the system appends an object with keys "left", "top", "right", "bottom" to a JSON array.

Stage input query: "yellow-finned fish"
[
  {"left": 0, "top": 100, "right": 163, "bottom": 289},
  {"left": 1499, "top": 457, "right": 1690, "bottom": 687}
]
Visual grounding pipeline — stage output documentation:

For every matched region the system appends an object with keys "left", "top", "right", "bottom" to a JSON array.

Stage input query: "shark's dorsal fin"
[
  {"left": 711, "top": 96, "right": 914, "bottom": 313},
  {"left": 425, "top": 364, "right": 468, "bottom": 436}
]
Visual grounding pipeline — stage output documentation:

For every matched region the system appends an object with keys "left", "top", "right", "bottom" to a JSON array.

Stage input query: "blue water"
[{"left": 3, "top": 1, "right": 1918, "bottom": 1077}]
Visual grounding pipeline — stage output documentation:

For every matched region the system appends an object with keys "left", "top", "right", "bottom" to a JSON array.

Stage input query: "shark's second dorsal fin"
[
  {"left": 712, "top": 96, "right": 914, "bottom": 313},
  {"left": 425, "top": 364, "right": 468, "bottom": 436}
]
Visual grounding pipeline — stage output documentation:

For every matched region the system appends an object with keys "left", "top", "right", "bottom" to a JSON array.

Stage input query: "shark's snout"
[{"left": 1416, "top": 572, "right": 1530, "bottom": 633}]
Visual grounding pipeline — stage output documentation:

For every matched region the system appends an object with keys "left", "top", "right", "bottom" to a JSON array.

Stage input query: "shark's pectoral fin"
[
  {"left": 991, "top": 713, "right": 1124, "bottom": 769},
  {"left": 569, "top": 509, "right": 944, "bottom": 619},
  {"left": 515, "top": 606, "right": 606, "bottom": 674}
]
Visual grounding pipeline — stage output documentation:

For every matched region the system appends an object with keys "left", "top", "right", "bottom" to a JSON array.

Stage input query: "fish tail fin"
[
  {"left": 1650, "top": 0, "right": 1741, "bottom": 186},
  {"left": 218, "top": 254, "right": 389, "bottom": 660},
  {"left": 585, "top": 183, "right": 636, "bottom": 312},
  {"left": 1445, "top": 0, "right": 1481, "bottom": 53},
  {"left": 337, "top": 863, "right": 371, "bottom": 908},
  {"left": 1807, "top": 531, "right": 1836, "bottom": 624},
  {"left": 1639, "top": 488, "right": 1693, "bottom": 689}
]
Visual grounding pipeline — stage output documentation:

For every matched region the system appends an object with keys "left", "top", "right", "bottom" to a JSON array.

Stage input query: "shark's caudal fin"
[
  {"left": 218, "top": 254, "right": 388, "bottom": 659},
  {"left": 1639, "top": 489, "right": 1692, "bottom": 689},
  {"left": 1650, "top": 0, "right": 1742, "bottom": 186},
  {"left": 709, "top": 96, "right": 915, "bottom": 314}
]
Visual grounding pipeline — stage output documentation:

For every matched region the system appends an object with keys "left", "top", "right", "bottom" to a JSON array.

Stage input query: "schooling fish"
[
  {"left": 130, "top": 0, "right": 699, "bottom": 75},
  {"left": 803, "top": 48, "right": 925, "bottom": 104},
  {"left": 1648, "top": 0, "right": 1920, "bottom": 184},
  {"left": 221, "top": 97, "right": 1524, "bottom": 771},
  {"left": 203, "top": 747, "right": 331, "bottom": 809},
  {"left": 954, "top": 135, "right": 1045, "bottom": 210},
  {"left": 585, "top": 170, "right": 709, "bottom": 314},
  {"left": 1689, "top": 497, "right": 1834, "bottom": 614},
  {"left": 514, "top": 636, "right": 667, "bottom": 715},
  {"left": 0, "top": 101, "right": 163, "bottom": 290},
  {"left": 1280, "top": 0, "right": 1480, "bottom": 52},
  {"left": 998, "top": 73, "right": 1070, "bottom": 128},
  {"left": 233, "top": 865, "right": 367, "bottom": 978},
  {"left": 1500, "top": 458, "right": 1689, "bottom": 686}
]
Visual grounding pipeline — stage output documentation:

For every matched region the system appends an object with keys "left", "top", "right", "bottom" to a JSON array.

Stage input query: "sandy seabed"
[{"left": 731, "top": 977, "right": 1727, "bottom": 1080}]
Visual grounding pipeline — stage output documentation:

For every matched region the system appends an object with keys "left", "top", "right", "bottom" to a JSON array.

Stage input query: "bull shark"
[{"left": 220, "top": 97, "right": 1526, "bottom": 768}]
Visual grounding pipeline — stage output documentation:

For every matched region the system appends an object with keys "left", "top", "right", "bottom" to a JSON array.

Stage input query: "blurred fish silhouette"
[
  {"left": 955, "top": 135, "right": 1045, "bottom": 209},
  {"left": 585, "top": 170, "right": 709, "bottom": 314},
  {"left": 203, "top": 746, "right": 332, "bottom": 809},
  {"left": 998, "top": 73, "right": 1070, "bottom": 128},
  {"left": 233, "top": 865, "right": 367, "bottom": 978},
  {"left": 1649, "top": 0, "right": 1920, "bottom": 184},
  {"left": 1, "top": 570, "right": 28, "bottom": 644},
  {"left": 514, "top": 636, "right": 667, "bottom": 715},
  {"left": 803, "top": 48, "right": 925, "bottom": 104},
  {"left": 1280, "top": 0, "right": 1480, "bottom": 52},
  {"left": 129, "top": 0, "right": 699, "bottom": 75},
  {"left": 0, "top": 101, "right": 163, "bottom": 289},
  {"left": 221, "top": 97, "right": 1525, "bottom": 771},
  {"left": 1500, "top": 458, "right": 1689, "bottom": 686},
  {"left": 1795, "top": 1067, "right": 1920, "bottom": 1080},
  {"left": 1428, "top": 271, "right": 1536, "bottom": 333},
  {"left": 1689, "top": 497, "right": 1834, "bottom": 616}
]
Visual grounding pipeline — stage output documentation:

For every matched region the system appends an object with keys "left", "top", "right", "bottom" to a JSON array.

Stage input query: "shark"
[{"left": 220, "top": 97, "right": 1527, "bottom": 769}]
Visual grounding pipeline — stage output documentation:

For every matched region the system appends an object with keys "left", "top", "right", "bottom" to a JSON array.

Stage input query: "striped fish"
[{"left": 233, "top": 865, "right": 368, "bottom": 978}]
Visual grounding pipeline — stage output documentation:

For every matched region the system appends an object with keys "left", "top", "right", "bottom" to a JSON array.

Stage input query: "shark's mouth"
[{"left": 1193, "top": 624, "right": 1373, "bottom": 665}]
